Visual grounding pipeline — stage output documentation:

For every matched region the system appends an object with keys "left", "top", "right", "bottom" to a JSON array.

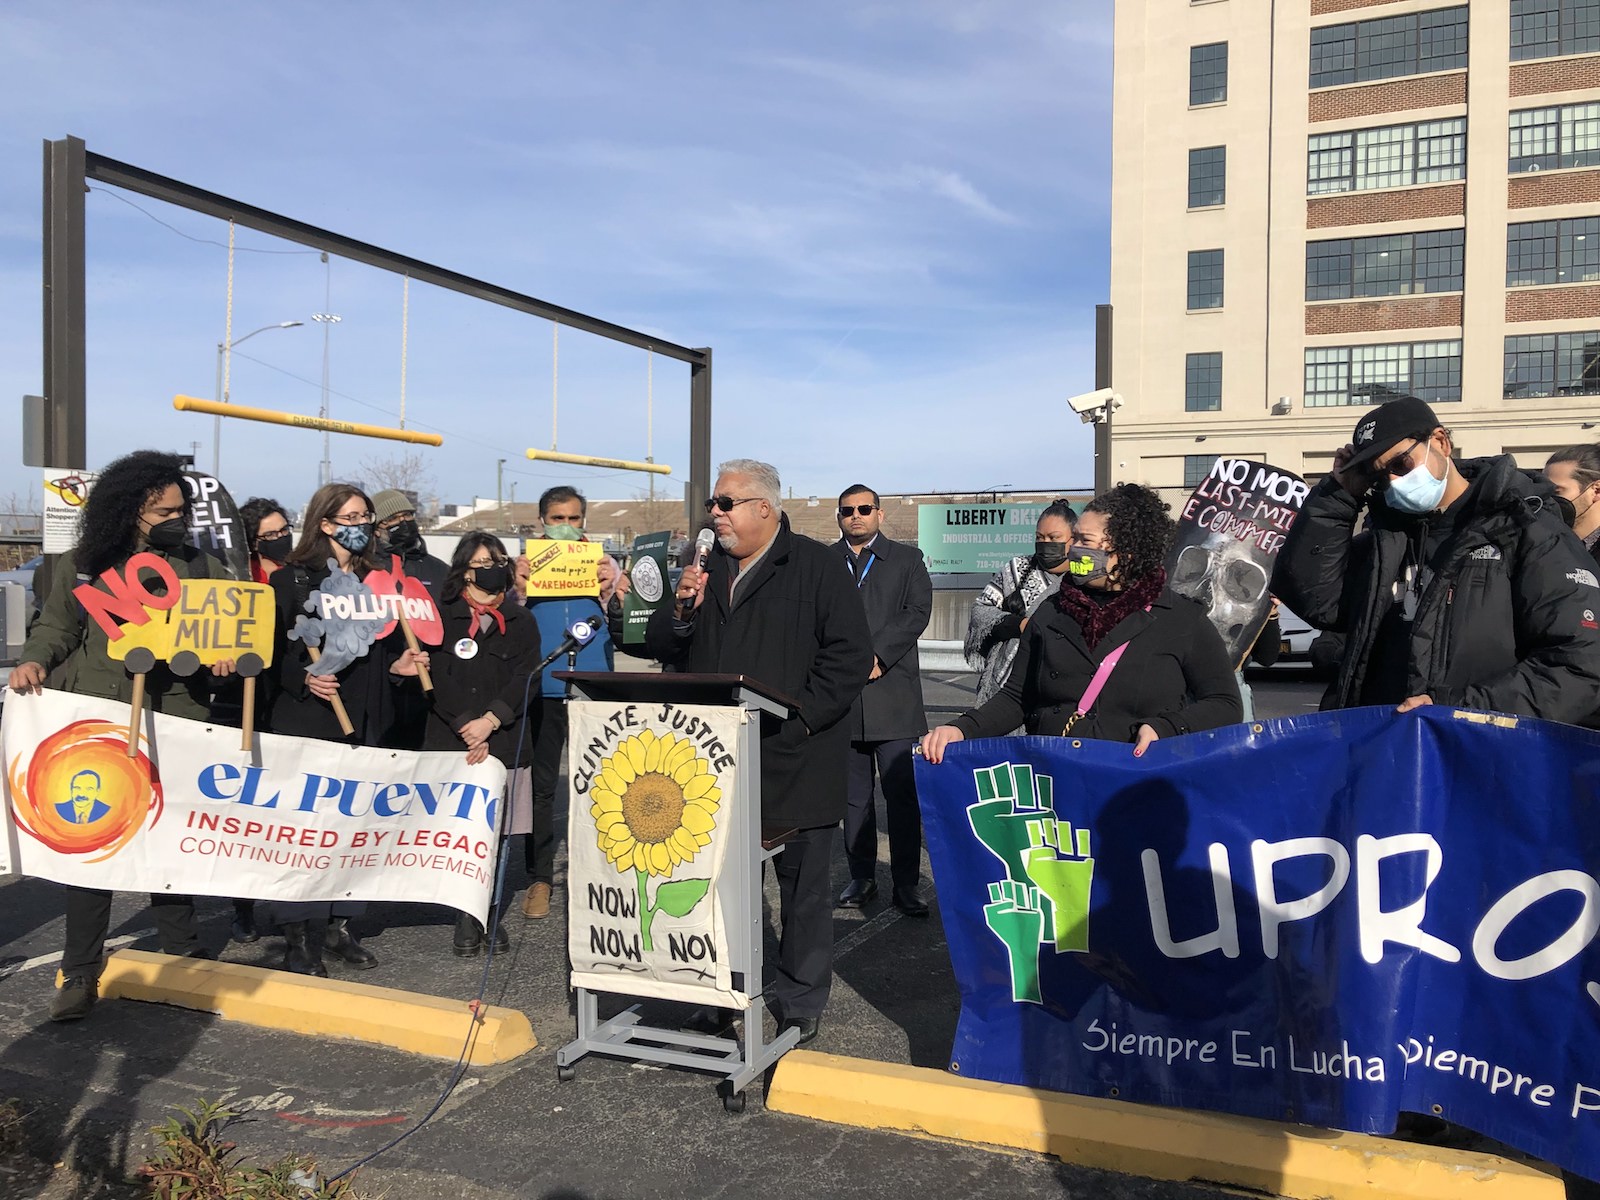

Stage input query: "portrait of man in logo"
[{"left": 55, "top": 769, "right": 111, "bottom": 825}]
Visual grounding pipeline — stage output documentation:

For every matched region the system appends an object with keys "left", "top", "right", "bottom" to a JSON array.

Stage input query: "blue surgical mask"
[
  {"left": 1385, "top": 446, "right": 1449, "bottom": 515},
  {"left": 331, "top": 523, "right": 373, "bottom": 553}
]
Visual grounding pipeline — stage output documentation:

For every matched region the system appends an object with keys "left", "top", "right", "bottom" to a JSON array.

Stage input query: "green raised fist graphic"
[
  {"left": 1022, "top": 816, "right": 1095, "bottom": 953},
  {"left": 984, "top": 880, "right": 1044, "bottom": 1004}
]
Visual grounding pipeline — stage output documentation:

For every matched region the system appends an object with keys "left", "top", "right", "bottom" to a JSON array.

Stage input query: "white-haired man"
[{"left": 646, "top": 459, "right": 873, "bottom": 1045}]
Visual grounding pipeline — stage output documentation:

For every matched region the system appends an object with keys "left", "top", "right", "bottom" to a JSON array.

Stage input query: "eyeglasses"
[
  {"left": 705, "top": 495, "right": 762, "bottom": 513},
  {"left": 838, "top": 505, "right": 877, "bottom": 518},
  {"left": 331, "top": 511, "right": 376, "bottom": 526},
  {"left": 468, "top": 556, "right": 510, "bottom": 569},
  {"left": 257, "top": 526, "right": 294, "bottom": 542},
  {"left": 1366, "top": 438, "right": 1427, "bottom": 491}
]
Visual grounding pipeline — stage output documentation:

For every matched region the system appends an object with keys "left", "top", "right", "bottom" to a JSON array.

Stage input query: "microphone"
[
  {"left": 677, "top": 527, "right": 717, "bottom": 618},
  {"left": 532, "top": 615, "right": 603, "bottom": 677}
]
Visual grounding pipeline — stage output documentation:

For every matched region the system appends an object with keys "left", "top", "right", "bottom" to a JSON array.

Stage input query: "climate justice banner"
[
  {"left": 566, "top": 700, "right": 740, "bottom": 1007},
  {"left": 0, "top": 690, "right": 506, "bottom": 922},
  {"left": 915, "top": 708, "right": 1600, "bottom": 1183}
]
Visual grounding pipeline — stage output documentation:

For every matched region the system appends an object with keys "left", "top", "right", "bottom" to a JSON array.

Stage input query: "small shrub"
[{"left": 138, "top": 1098, "right": 362, "bottom": 1199}]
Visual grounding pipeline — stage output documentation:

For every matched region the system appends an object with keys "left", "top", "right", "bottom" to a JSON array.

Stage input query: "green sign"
[
  {"left": 917, "top": 503, "right": 1048, "bottom": 574},
  {"left": 621, "top": 530, "right": 672, "bottom": 644}
]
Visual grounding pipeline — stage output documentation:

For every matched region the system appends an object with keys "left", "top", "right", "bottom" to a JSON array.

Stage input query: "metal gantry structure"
[{"left": 39, "top": 135, "right": 714, "bottom": 518}]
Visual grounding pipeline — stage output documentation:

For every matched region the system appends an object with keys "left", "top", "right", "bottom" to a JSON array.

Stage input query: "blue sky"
[{"left": 0, "top": 2, "right": 1112, "bottom": 516}]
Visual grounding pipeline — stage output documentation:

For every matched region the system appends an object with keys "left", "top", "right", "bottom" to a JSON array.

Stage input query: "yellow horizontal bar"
[
  {"left": 173, "top": 395, "right": 443, "bottom": 447},
  {"left": 526, "top": 448, "right": 672, "bottom": 475}
]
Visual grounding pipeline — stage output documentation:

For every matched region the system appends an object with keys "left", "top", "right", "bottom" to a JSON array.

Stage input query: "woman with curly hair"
[
  {"left": 8, "top": 450, "right": 236, "bottom": 1022},
  {"left": 922, "top": 483, "right": 1241, "bottom": 761},
  {"left": 963, "top": 499, "right": 1076, "bottom": 706}
]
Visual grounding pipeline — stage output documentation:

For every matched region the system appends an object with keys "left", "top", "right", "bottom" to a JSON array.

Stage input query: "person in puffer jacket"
[{"left": 1271, "top": 395, "right": 1600, "bottom": 723}]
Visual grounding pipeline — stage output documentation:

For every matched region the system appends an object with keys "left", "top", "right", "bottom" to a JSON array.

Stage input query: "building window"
[
  {"left": 1188, "top": 146, "right": 1227, "bottom": 207},
  {"left": 1506, "top": 216, "right": 1600, "bottom": 285},
  {"left": 1184, "top": 455, "right": 1218, "bottom": 489},
  {"left": 1310, "top": 7, "right": 1469, "bottom": 88},
  {"left": 1509, "top": 102, "right": 1600, "bottom": 172},
  {"left": 1188, "top": 249, "right": 1225, "bottom": 310},
  {"left": 1304, "top": 229, "right": 1465, "bottom": 300},
  {"left": 1307, "top": 118, "right": 1466, "bottom": 194},
  {"left": 1505, "top": 331, "right": 1600, "bottom": 396},
  {"left": 1186, "top": 353, "right": 1223, "bottom": 411},
  {"left": 1511, "top": 0, "right": 1600, "bottom": 62},
  {"left": 1303, "top": 340, "right": 1463, "bottom": 406},
  {"left": 1190, "top": 42, "right": 1229, "bottom": 105}
]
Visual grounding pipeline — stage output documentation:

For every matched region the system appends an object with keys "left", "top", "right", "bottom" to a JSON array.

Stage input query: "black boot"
[
  {"left": 231, "top": 900, "right": 259, "bottom": 943},
  {"left": 487, "top": 907, "right": 510, "bottom": 953},
  {"left": 282, "top": 922, "right": 328, "bottom": 978},
  {"left": 453, "top": 913, "right": 484, "bottom": 957},
  {"left": 324, "top": 918, "right": 378, "bottom": 970}
]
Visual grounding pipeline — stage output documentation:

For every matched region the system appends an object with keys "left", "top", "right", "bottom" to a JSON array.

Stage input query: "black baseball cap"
[{"left": 1345, "top": 395, "right": 1441, "bottom": 473}]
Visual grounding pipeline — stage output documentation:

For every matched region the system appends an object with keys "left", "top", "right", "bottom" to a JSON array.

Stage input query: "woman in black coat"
[
  {"left": 267, "top": 483, "right": 428, "bottom": 974},
  {"left": 424, "top": 533, "right": 541, "bottom": 954},
  {"left": 922, "top": 484, "right": 1241, "bottom": 762}
]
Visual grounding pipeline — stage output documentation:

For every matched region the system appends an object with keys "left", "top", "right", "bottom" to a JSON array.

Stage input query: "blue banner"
[{"left": 916, "top": 708, "right": 1600, "bottom": 1183}]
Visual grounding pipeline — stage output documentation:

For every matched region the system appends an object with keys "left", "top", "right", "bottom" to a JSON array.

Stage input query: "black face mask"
[
  {"left": 384, "top": 519, "right": 421, "bottom": 552},
  {"left": 257, "top": 537, "right": 292, "bottom": 564},
  {"left": 1034, "top": 540, "right": 1069, "bottom": 570},
  {"left": 145, "top": 517, "right": 188, "bottom": 551},
  {"left": 471, "top": 565, "right": 511, "bottom": 595}
]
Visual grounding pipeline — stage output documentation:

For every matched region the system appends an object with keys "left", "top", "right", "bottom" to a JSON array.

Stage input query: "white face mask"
[{"left": 1385, "top": 444, "right": 1449, "bottom": 515}]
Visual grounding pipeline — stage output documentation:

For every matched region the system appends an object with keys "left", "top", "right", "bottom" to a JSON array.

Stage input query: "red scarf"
[
  {"left": 467, "top": 595, "right": 507, "bottom": 639},
  {"left": 1054, "top": 569, "right": 1166, "bottom": 650}
]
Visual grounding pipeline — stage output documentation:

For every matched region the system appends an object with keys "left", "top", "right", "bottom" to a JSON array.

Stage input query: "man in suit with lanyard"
[{"left": 833, "top": 484, "right": 934, "bottom": 916}]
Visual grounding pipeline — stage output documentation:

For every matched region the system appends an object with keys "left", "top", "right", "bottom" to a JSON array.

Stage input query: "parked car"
[
  {"left": 0, "top": 555, "right": 43, "bottom": 614},
  {"left": 1274, "top": 603, "right": 1316, "bottom": 663}
]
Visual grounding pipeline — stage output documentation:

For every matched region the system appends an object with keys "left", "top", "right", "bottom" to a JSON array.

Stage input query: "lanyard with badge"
[{"left": 853, "top": 546, "right": 876, "bottom": 588}]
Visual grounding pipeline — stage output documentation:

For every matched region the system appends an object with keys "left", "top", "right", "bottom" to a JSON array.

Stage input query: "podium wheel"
[
  {"left": 557, "top": 1064, "right": 576, "bottom": 1083},
  {"left": 721, "top": 1089, "right": 746, "bottom": 1114}
]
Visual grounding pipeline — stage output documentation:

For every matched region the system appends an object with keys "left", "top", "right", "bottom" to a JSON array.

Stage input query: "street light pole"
[
  {"left": 214, "top": 320, "right": 303, "bottom": 476},
  {"left": 313, "top": 311, "right": 342, "bottom": 486},
  {"left": 497, "top": 458, "right": 506, "bottom": 530}
]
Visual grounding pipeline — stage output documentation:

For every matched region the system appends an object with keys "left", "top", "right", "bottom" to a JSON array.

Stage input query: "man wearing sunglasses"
[
  {"left": 647, "top": 459, "right": 873, "bottom": 1046},
  {"left": 1272, "top": 395, "right": 1600, "bottom": 723},
  {"left": 831, "top": 485, "right": 933, "bottom": 917}
]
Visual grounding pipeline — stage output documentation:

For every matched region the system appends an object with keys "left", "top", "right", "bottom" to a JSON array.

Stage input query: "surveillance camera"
[{"left": 1067, "top": 387, "right": 1124, "bottom": 423}]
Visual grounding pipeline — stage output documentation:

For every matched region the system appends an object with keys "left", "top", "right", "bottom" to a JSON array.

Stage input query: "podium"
[{"left": 553, "top": 671, "right": 803, "bottom": 1112}]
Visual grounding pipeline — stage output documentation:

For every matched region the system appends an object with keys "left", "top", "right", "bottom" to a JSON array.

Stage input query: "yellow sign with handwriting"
[
  {"left": 104, "top": 579, "right": 275, "bottom": 666},
  {"left": 523, "top": 539, "right": 602, "bottom": 599}
]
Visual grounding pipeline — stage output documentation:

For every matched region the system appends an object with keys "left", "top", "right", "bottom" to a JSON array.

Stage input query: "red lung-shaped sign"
[{"left": 365, "top": 557, "right": 445, "bottom": 645}]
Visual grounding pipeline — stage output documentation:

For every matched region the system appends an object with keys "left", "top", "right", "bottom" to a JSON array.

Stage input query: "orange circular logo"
[{"left": 7, "top": 720, "right": 163, "bottom": 861}]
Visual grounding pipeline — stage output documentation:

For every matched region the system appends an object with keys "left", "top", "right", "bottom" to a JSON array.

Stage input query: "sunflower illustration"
[{"left": 590, "top": 729, "right": 720, "bottom": 951}]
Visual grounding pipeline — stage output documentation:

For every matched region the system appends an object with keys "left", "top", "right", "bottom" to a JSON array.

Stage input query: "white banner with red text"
[{"left": 0, "top": 690, "right": 506, "bottom": 923}]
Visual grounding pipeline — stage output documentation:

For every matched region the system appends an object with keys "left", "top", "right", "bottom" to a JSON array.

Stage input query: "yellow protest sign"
[
  {"left": 105, "top": 579, "right": 275, "bottom": 666},
  {"left": 523, "top": 539, "right": 603, "bottom": 598}
]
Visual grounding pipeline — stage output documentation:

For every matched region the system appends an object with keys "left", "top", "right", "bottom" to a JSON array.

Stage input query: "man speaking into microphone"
[{"left": 646, "top": 458, "right": 872, "bottom": 1046}]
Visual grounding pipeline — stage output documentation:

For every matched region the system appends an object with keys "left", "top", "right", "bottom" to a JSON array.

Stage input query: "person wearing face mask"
[
  {"left": 424, "top": 533, "right": 541, "bottom": 955},
  {"left": 1272, "top": 396, "right": 1600, "bottom": 722},
  {"left": 1544, "top": 445, "right": 1600, "bottom": 571},
  {"left": 508, "top": 485, "right": 627, "bottom": 922},
  {"left": 266, "top": 483, "right": 430, "bottom": 975},
  {"left": 963, "top": 499, "right": 1077, "bottom": 706},
  {"left": 922, "top": 484, "right": 1240, "bottom": 764},
  {"left": 240, "top": 497, "right": 294, "bottom": 585},
  {"left": 371, "top": 491, "right": 448, "bottom": 753},
  {"left": 9, "top": 450, "right": 236, "bottom": 1022}
]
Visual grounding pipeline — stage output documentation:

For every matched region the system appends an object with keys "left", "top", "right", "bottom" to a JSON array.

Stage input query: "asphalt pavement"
[{"left": 0, "top": 667, "right": 1390, "bottom": 1200}]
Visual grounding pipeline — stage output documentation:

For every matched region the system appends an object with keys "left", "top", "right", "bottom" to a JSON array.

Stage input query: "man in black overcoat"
[
  {"left": 646, "top": 458, "right": 873, "bottom": 1045},
  {"left": 831, "top": 484, "right": 933, "bottom": 915}
]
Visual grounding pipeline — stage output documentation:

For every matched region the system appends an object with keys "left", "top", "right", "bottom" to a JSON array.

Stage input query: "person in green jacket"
[{"left": 7, "top": 450, "right": 236, "bottom": 1022}]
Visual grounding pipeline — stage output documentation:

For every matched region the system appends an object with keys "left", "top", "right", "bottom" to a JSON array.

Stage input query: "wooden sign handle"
[
  {"left": 306, "top": 646, "right": 356, "bottom": 736},
  {"left": 126, "top": 672, "right": 147, "bottom": 759},
  {"left": 240, "top": 676, "right": 257, "bottom": 753},
  {"left": 395, "top": 609, "right": 433, "bottom": 693}
]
